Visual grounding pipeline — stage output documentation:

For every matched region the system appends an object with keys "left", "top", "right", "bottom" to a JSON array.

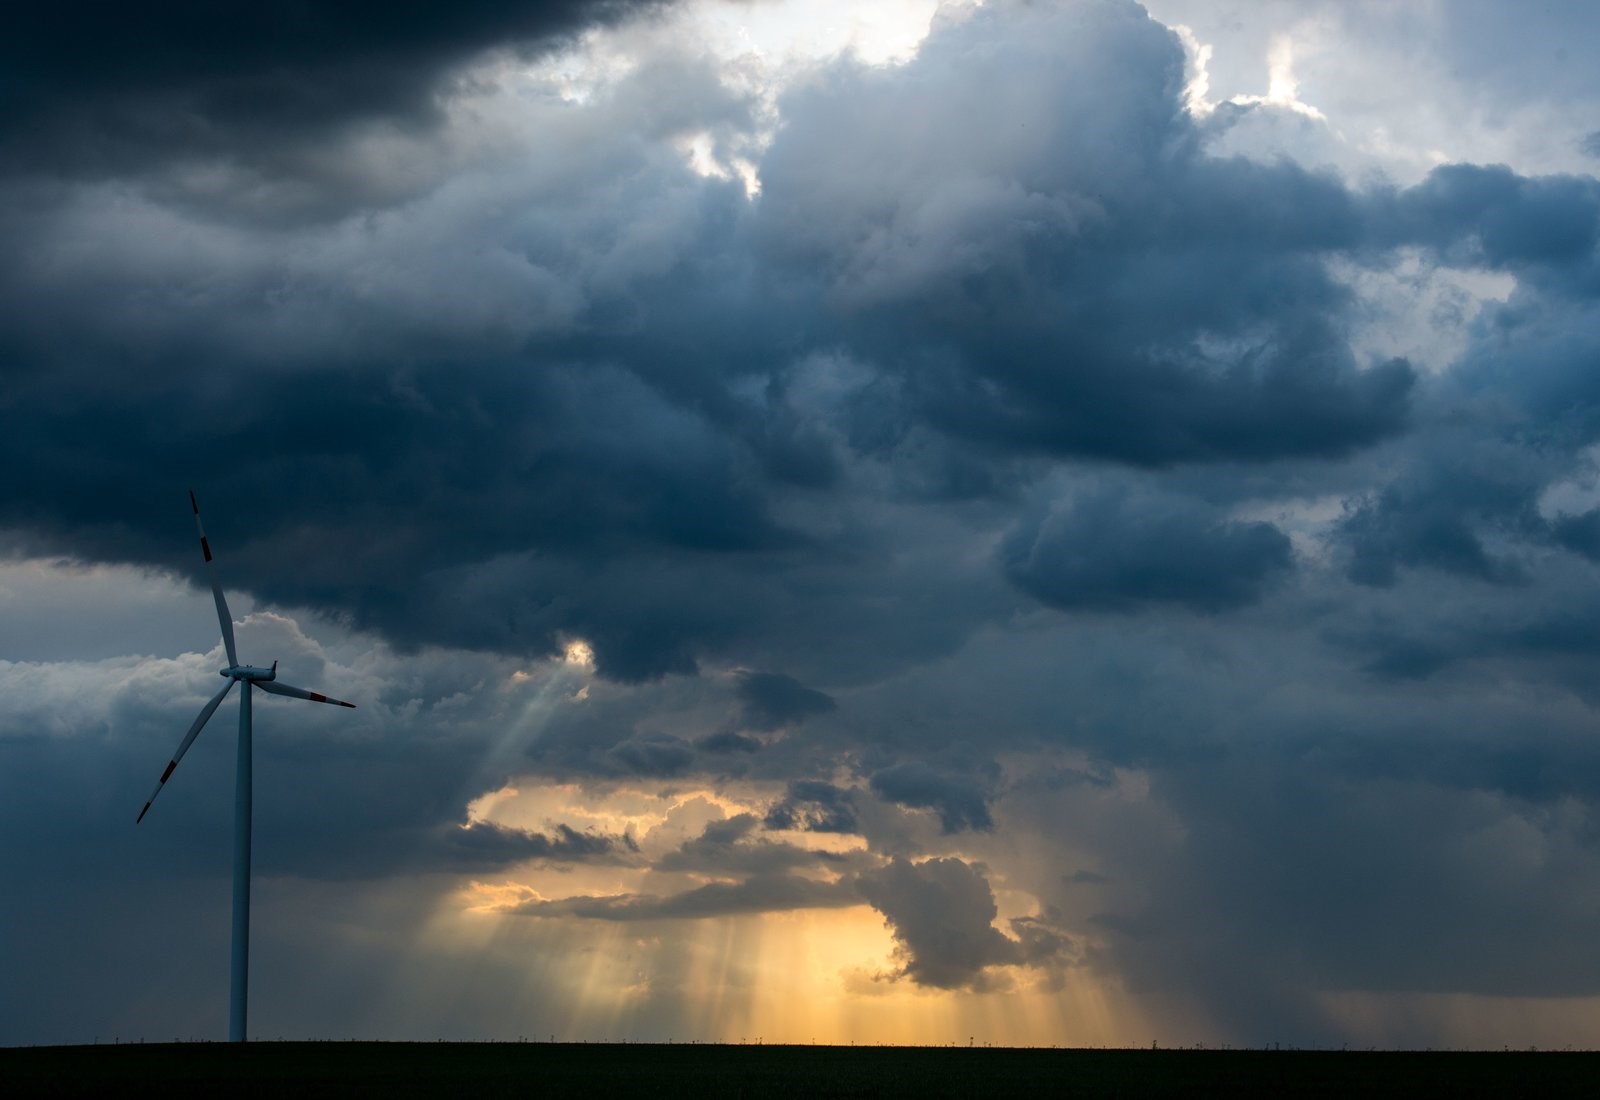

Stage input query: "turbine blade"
[
  {"left": 257, "top": 679, "right": 356, "bottom": 708},
  {"left": 190, "top": 489, "right": 238, "bottom": 667},
  {"left": 136, "top": 678, "right": 236, "bottom": 824}
]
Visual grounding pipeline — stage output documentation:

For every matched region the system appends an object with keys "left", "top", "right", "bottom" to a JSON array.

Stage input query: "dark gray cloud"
[
  {"left": 655, "top": 813, "right": 850, "bottom": 875},
  {"left": 440, "top": 820, "right": 629, "bottom": 869},
  {"left": 735, "top": 670, "right": 837, "bottom": 731},
  {"left": 1329, "top": 222, "right": 1600, "bottom": 598},
  {"left": 868, "top": 761, "right": 994, "bottom": 834},
  {"left": 1380, "top": 162, "right": 1600, "bottom": 272},
  {"left": 606, "top": 731, "right": 697, "bottom": 776},
  {"left": 1, "top": 1, "right": 674, "bottom": 179},
  {"left": 698, "top": 729, "right": 761, "bottom": 754},
  {"left": 1338, "top": 438, "right": 1540, "bottom": 589},
  {"left": 1002, "top": 487, "right": 1294, "bottom": 613},
  {"left": 1551, "top": 507, "right": 1600, "bottom": 560},
  {"left": 1082, "top": 753, "right": 1600, "bottom": 1043},
  {"left": 857, "top": 857, "right": 1043, "bottom": 991},
  {"left": 763, "top": 780, "right": 861, "bottom": 835}
]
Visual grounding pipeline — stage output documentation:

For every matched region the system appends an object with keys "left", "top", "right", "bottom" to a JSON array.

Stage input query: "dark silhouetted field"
[{"left": 5, "top": 1042, "right": 1598, "bottom": 1097}]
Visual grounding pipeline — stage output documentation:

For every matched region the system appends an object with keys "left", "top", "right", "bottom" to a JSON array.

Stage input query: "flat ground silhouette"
[{"left": 5, "top": 1042, "right": 1598, "bottom": 1097}]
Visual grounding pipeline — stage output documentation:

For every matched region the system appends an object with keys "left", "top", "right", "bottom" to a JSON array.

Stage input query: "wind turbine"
[{"left": 137, "top": 490, "right": 355, "bottom": 1043}]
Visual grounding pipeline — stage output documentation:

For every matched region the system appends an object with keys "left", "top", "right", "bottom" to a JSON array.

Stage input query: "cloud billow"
[
  {"left": 764, "top": 780, "right": 861, "bottom": 835},
  {"left": 0, "top": 0, "right": 1453, "bottom": 686},
  {"left": 1380, "top": 163, "right": 1600, "bottom": 271},
  {"left": 441, "top": 820, "right": 626, "bottom": 868},
  {"left": 0, "top": 1, "right": 676, "bottom": 178},
  {"left": 868, "top": 761, "right": 995, "bottom": 834},
  {"left": 735, "top": 670, "right": 837, "bottom": 731},
  {"left": 1001, "top": 488, "right": 1294, "bottom": 613},
  {"left": 857, "top": 857, "right": 1062, "bottom": 991},
  {"left": 757, "top": 1, "right": 1416, "bottom": 467},
  {"left": 0, "top": 0, "right": 1440, "bottom": 692},
  {"left": 655, "top": 814, "right": 850, "bottom": 875},
  {"left": 606, "top": 731, "right": 698, "bottom": 776}
]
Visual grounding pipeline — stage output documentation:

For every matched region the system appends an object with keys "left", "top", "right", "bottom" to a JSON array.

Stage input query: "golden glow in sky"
[{"left": 439, "top": 774, "right": 1151, "bottom": 1047}]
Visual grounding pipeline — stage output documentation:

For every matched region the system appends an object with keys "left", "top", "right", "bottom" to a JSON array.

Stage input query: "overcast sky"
[{"left": 6, "top": 0, "right": 1600, "bottom": 1048}]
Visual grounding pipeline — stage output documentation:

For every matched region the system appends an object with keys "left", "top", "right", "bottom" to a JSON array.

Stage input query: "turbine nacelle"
[{"left": 222, "top": 662, "right": 278, "bottom": 682}]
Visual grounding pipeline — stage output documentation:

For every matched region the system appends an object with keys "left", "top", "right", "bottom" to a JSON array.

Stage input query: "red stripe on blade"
[
  {"left": 200, "top": 537, "right": 212, "bottom": 562},
  {"left": 309, "top": 692, "right": 327, "bottom": 703},
  {"left": 160, "top": 760, "right": 177, "bottom": 782}
]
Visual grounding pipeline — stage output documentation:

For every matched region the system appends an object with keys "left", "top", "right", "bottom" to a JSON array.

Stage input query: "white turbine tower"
[{"left": 137, "top": 490, "right": 355, "bottom": 1043}]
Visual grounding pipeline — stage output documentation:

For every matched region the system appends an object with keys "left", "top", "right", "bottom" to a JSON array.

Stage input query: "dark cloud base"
[{"left": 1, "top": 1, "right": 675, "bottom": 176}]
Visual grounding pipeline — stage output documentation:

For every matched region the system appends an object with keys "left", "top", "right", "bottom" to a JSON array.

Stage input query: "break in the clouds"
[{"left": 7, "top": 0, "right": 1600, "bottom": 1052}]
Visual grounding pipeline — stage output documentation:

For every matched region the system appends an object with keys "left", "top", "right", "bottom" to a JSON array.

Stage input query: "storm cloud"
[
  {"left": 7, "top": 0, "right": 1600, "bottom": 1052},
  {"left": 1002, "top": 487, "right": 1295, "bottom": 613},
  {"left": 856, "top": 857, "right": 1064, "bottom": 990},
  {"left": 868, "top": 761, "right": 994, "bottom": 834},
  {"left": 763, "top": 780, "right": 861, "bottom": 835},
  {"left": 0, "top": 0, "right": 1455, "bottom": 687},
  {"left": 1, "top": 1, "right": 676, "bottom": 180},
  {"left": 735, "top": 670, "right": 837, "bottom": 731}
]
